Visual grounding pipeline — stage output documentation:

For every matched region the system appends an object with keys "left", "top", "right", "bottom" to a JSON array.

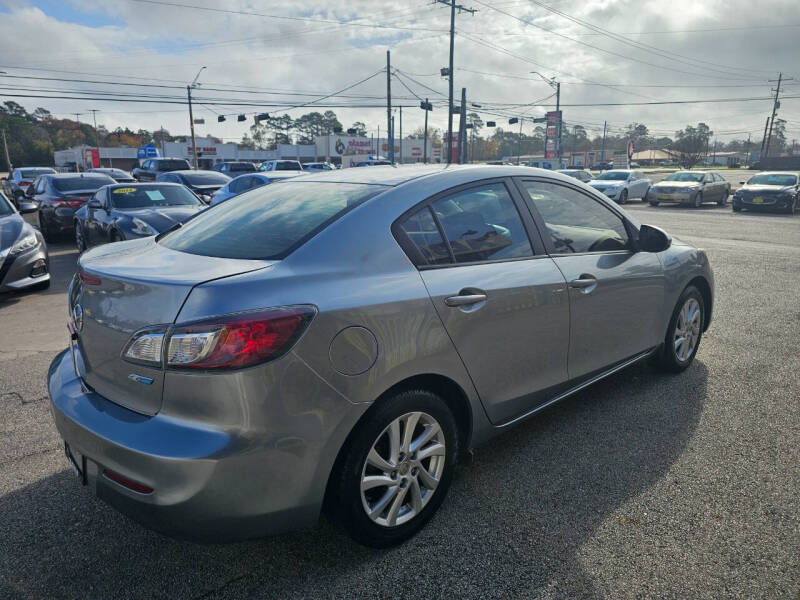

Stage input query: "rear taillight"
[
  {"left": 167, "top": 306, "right": 316, "bottom": 369},
  {"left": 78, "top": 270, "right": 102, "bottom": 285},
  {"left": 120, "top": 306, "right": 315, "bottom": 370},
  {"left": 102, "top": 469, "right": 153, "bottom": 494},
  {"left": 18, "top": 181, "right": 30, "bottom": 187},
  {"left": 52, "top": 196, "right": 84, "bottom": 208}
]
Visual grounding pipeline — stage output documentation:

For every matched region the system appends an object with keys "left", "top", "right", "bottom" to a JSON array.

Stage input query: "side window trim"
[
  {"left": 391, "top": 177, "right": 548, "bottom": 270},
  {"left": 513, "top": 176, "right": 637, "bottom": 257}
]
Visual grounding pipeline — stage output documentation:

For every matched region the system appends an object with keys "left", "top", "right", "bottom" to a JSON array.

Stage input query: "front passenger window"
[{"left": 521, "top": 181, "right": 630, "bottom": 254}]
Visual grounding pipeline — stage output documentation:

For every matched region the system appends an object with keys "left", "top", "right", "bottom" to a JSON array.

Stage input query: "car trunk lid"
[{"left": 72, "top": 237, "right": 273, "bottom": 415}]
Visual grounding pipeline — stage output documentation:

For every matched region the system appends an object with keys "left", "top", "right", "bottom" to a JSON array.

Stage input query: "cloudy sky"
[{"left": 1, "top": 0, "right": 799, "bottom": 145}]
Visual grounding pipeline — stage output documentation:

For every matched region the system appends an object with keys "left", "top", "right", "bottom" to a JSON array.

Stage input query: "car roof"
[
  {"left": 282, "top": 164, "right": 586, "bottom": 187},
  {"left": 109, "top": 181, "right": 183, "bottom": 188},
  {"left": 754, "top": 171, "right": 799, "bottom": 176},
  {"left": 168, "top": 170, "right": 225, "bottom": 175},
  {"left": 50, "top": 172, "right": 113, "bottom": 179}
]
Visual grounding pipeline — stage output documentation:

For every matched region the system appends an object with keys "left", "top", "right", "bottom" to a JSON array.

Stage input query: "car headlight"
[
  {"left": 10, "top": 230, "right": 42, "bottom": 255},
  {"left": 778, "top": 191, "right": 794, "bottom": 200},
  {"left": 131, "top": 217, "right": 157, "bottom": 236}
]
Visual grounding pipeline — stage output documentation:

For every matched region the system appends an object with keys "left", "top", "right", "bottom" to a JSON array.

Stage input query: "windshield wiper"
[{"left": 155, "top": 222, "right": 182, "bottom": 241}]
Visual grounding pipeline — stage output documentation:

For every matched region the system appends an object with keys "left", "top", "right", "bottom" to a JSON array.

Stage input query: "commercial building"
[{"left": 314, "top": 135, "right": 441, "bottom": 167}]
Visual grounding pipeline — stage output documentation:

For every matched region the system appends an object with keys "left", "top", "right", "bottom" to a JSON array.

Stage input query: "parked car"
[
  {"left": 156, "top": 170, "right": 231, "bottom": 203},
  {"left": 86, "top": 168, "right": 136, "bottom": 183},
  {"left": 0, "top": 191, "right": 49, "bottom": 292},
  {"left": 258, "top": 160, "right": 303, "bottom": 172},
  {"left": 647, "top": 171, "right": 730, "bottom": 208},
  {"left": 210, "top": 172, "right": 302, "bottom": 206},
  {"left": 50, "top": 165, "right": 713, "bottom": 548},
  {"left": 2, "top": 167, "right": 56, "bottom": 206},
  {"left": 28, "top": 173, "right": 116, "bottom": 241},
  {"left": 211, "top": 161, "right": 257, "bottom": 175},
  {"left": 557, "top": 169, "right": 593, "bottom": 183},
  {"left": 74, "top": 182, "right": 205, "bottom": 252},
  {"left": 355, "top": 160, "right": 393, "bottom": 167},
  {"left": 587, "top": 169, "right": 652, "bottom": 204},
  {"left": 590, "top": 161, "right": 614, "bottom": 170},
  {"left": 732, "top": 172, "right": 799, "bottom": 214},
  {"left": 303, "top": 162, "right": 335, "bottom": 171},
  {"left": 132, "top": 158, "right": 192, "bottom": 181}
]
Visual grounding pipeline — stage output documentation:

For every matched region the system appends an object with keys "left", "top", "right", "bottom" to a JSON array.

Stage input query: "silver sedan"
[{"left": 48, "top": 165, "right": 714, "bottom": 547}]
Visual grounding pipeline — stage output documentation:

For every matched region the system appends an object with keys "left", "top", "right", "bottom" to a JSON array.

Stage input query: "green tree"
[
  {"left": 674, "top": 123, "right": 713, "bottom": 168},
  {"left": 349, "top": 121, "right": 367, "bottom": 136}
]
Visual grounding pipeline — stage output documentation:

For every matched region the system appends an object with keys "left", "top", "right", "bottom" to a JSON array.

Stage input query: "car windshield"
[
  {"left": 159, "top": 182, "right": 384, "bottom": 260},
  {"left": 664, "top": 172, "right": 705, "bottom": 182},
  {"left": 0, "top": 193, "right": 13, "bottom": 216},
  {"left": 595, "top": 171, "right": 629, "bottom": 181},
  {"left": 20, "top": 168, "right": 54, "bottom": 178},
  {"left": 275, "top": 162, "right": 302, "bottom": 171},
  {"left": 746, "top": 173, "right": 798, "bottom": 186},
  {"left": 227, "top": 163, "right": 255, "bottom": 171},
  {"left": 52, "top": 176, "right": 114, "bottom": 191},
  {"left": 180, "top": 172, "right": 230, "bottom": 185},
  {"left": 109, "top": 185, "right": 202, "bottom": 208}
]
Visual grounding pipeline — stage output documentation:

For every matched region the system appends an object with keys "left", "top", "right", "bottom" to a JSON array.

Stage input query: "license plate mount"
[
  {"left": 65, "top": 442, "right": 87, "bottom": 486},
  {"left": 659, "top": 194, "right": 671, "bottom": 200},
  {"left": 752, "top": 197, "right": 764, "bottom": 203}
]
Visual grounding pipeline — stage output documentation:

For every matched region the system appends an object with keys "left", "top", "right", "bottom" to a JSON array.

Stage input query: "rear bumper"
[{"left": 47, "top": 348, "right": 361, "bottom": 542}]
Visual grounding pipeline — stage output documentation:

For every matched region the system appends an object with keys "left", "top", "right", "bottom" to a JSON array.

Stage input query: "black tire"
[
  {"left": 75, "top": 222, "right": 87, "bottom": 253},
  {"left": 110, "top": 231, "right": 124, "bottom": 243},
  {"left": 732, "top": 204, "right": 742, "bottom": 212},
  {"left": 641, "top": 187, "right": 650, "bottom": 202},
  {"left": 618, "top": 189, "right": 628, "bottom": 204},
  {"left": 693, "top": 192, "right": 703, "bottom": 208},
  {"left": 39, "top": 211, "right": 56, "bottom": 243},
  {"left": 649, "top": 201, "right": 660, "bottom": 207},
  {"left": 717, "top": 190, "right": 728, "bottom": 206},
  {"left": 332, "top": 389, "right": 459, "bottom": 548},
  {"left": 652, "top": 285, "right": 704, "bottom": 373},
  {"left": 785, "top": 197, "right": 797, "bottom": 215}
]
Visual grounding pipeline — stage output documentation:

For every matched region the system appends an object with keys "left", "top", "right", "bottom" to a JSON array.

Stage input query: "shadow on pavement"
[{"left": 0, "top": 360, "right": 708, "bottom": 599}]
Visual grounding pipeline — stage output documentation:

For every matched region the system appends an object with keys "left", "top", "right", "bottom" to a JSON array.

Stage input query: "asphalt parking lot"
[{"left": 1, "top": 199, "right": 798, "bottom": 599}]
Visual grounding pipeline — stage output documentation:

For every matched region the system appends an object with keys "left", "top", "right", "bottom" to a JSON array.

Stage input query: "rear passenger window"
[
  {"left": 431, "top": 183, "right": 533, "bottom": 264},
  {"left": 397, "top": 207, "right": 451, "bottom": 265}
]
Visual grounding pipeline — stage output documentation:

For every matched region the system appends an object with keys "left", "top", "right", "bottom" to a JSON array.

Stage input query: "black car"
[
  {"left": 211, "top": 161, "right": 257, "bottom": 175},
  {"left": 732, "top": 171, "right": 799, "bottom": 214},
  {"left": 0, "top": 191, "right": 50, "bottom": 293},
  {"left": 156, "top": 170, "right": 231, "bottom": 203},
  {"left": 73, "top": 182, "right": 205, "bottom": 252},
  {"left": 87, "top": 168, "right": 136, "bottom": 183},
  {"left": 132, "top": 158, "right": 192, "bottom": 181},
  {"left": 27, "top": 173, "right": 116, "bottom": 241}
]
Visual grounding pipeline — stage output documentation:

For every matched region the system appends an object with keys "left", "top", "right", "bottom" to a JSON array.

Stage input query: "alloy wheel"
[
  {"left": 673, "top": 297, "right": 701, "bottom": 362},
  {"left": 360, "top": 411, "right": 446, "bottom": 528}
]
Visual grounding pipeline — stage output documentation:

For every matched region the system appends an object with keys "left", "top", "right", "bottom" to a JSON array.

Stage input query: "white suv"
[{"left": 258, "top": 160, "right": 303, "bottom": 172}]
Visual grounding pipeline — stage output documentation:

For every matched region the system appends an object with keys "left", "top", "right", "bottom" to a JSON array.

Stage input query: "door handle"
[
  {"left": 569, "top": 275, "right": 598, "bottom": 292},
  {"left": 444, "top": 293, "right": 487, "bottom": 307}
]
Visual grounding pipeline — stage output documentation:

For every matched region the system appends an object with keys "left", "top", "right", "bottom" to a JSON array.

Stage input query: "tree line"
[{"left": 0, "top": 100, "right": 793, "bottom": 170}]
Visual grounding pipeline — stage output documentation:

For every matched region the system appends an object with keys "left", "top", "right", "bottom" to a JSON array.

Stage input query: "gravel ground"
[{"left": 0, "top": 201, "right": 798, "bottom": 599}]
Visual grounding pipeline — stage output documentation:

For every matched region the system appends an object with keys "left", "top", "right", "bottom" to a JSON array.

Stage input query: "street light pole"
[
  {"left": 89, "top": 109, "right": 100, "bottom": 166},
  {"left": 187, "top": 66, "right": 206, "bottom": 170}
]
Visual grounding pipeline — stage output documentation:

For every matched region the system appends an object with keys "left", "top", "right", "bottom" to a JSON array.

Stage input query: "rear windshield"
[
  {"left": 595, "top": 171, "right": 629, "bottom": 181},
  {"left": 181, "top": 172, "right": 230, "bottom": 185},
  {"left": 159, "top": 182, "right": 384, "bottom": 259},
  {"left": 664, "top": 172, "right": 704, "bottom": 182},
  {"left": 52, "top": 176, "right": 114, "bottom": 191},
  {"left": 228, "top": 163, "right": 255, "bottom": 171},
  {"left": 275, "top": 161, "right": 302, "bottom": 171},
  {"left": 20, "top": 168, "right": 54, "bottom": 178},
  {"left": 110, "top": 185, "right": 202, "bottom": 209},
  {"left": 746, "top": 173, "right": 797, "bottom": 186},
  {"left": 157, "top": 160, "right": 190, "bottom": 171}
]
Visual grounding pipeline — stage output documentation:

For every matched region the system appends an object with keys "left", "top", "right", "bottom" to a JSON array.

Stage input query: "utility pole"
[
  {"left": 187, "top": 66, "right": 206, "bottom": 170},
  {"left": 386, "top": 51, "right": 393, "bottom": 164},
  {"left": 2, "top": 128, "right": 11, "bottom": 173},
  {"left": 745, "top": 132, "right": 751, "bottom": 166},
  {"left": 759, "top": 117, "right": 770, "bottom": 157},
  {"left": 457, "top": 88, "right": 467, "bottom": 164},
  {"left": 518, "top": 118, "right": 523, "bottom": 165},
  {"left": 555, "top": 80, "right": 561, "bottom": 164},
  {"left": 399, "top": 106, "right": 403, "bottom": 165},
  {"left": 765, "top": 73, "right": 792, "bottom": 158},
  {"left": 436, "top": 0, "right": 476, "bottom": 164},
  {"left": 600, "top": 120, "right": 607, "bottom": 164},
  {"left": 421, "top": 98, "right": 432, "bottom": 164}
]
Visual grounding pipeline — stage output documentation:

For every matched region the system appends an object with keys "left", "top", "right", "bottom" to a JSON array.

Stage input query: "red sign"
[{"left": 84, "top": 148, "right": 99, "bottom": 168}]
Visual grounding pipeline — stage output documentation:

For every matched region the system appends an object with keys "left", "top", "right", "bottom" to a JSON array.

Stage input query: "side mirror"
[
  {"left": 739, "top": 181, "right": 745, "bottom": 185},
  {"left": 88, "top": 199, "right": 103, "bottom": 209},
  {"left": 25, "top": 186, "right": 36, "bottom": 197},
  {"left": 18, "top": 202, "right": 38, "bottom": 214},
  {"left": 638, "top": 224, "right": 671, "bottom": 253}
]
